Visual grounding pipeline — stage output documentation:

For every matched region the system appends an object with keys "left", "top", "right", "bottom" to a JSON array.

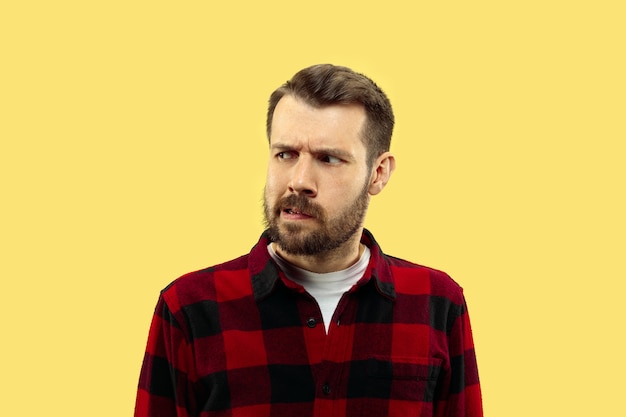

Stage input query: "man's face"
[{"left": 264, "top": 95, "right": 372, "bottom": 256}]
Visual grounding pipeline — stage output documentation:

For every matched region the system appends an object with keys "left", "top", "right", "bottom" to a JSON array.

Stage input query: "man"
[{"left": 135, "top": 64, "right": 483, "bottom": 417}]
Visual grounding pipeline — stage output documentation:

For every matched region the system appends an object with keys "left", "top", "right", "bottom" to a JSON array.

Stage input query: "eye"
[
  {"left": 277, "top": 151, "right": 297, "bottom": 160},
  {"left": 320, "top": 155, "right": 342, "bottom": 164}
]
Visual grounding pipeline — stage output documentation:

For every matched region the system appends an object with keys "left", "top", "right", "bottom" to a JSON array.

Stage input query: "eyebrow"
[{"left": 271, "top": 143, "right": 355, "bottom": 161}]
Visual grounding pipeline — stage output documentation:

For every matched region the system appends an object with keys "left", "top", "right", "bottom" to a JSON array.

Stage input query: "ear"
[{"left": 368, "top": 152, "right": 396, "bottom": 196}]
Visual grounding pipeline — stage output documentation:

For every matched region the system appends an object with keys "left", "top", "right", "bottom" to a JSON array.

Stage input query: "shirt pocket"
[{"left": 366, "top": 355, "right": 442, "bottom": 402}]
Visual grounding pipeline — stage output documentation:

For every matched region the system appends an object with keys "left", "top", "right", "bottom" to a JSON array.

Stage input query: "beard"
[{"left": 263, "top": 182, "right": 370, "bottom": 256}]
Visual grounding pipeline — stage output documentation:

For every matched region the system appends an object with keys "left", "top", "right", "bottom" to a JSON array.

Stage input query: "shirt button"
[
  {"left": 306, "top": 318, "right": 317, "bottom": 328},
  {"left": 322, "top": 384, "right": 331, "bottom": 395}
]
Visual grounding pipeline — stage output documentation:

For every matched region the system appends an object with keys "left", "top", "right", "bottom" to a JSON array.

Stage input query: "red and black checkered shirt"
[{"left": 135, "top": 230, "right": 483, "bottom": 417}]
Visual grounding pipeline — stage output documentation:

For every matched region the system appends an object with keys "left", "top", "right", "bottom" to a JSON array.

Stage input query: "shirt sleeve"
[
  {"left": 134, "top": 293, "right": 197, "bottom": 417},
  {"left": 436, "top": 293, "right": 484, "bottom": 417}
]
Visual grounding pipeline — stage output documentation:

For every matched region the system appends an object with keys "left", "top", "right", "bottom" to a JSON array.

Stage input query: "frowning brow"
[{"left": 270, "top": 143, "right": 355, "bottom": 161}]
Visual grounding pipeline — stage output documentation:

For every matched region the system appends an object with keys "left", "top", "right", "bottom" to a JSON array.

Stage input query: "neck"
[{"left": 273, "top": 232, "right": 365, "bottom": 273}]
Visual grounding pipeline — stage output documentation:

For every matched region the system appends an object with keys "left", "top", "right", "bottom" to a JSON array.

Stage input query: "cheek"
[
  {"left": 321, "top": 180, "right": 358, "bottom": 211},
  {"left": 328, "top": 174, "right": 365, "bottom": 196},
  {"left": 265, "top": 168, "right": 282, "bottom": 197}
]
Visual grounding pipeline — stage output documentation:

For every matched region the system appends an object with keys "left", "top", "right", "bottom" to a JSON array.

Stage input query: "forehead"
[{"left": 270, "top": 95, "right": 367, "bottom": 152}]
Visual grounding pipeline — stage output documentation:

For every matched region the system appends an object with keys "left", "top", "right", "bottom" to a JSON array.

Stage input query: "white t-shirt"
[{"left": 267, "top": 244, "right": 371, "bottom": 333}]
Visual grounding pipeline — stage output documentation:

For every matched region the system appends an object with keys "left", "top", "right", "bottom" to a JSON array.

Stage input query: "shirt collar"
[{"left": 250, "top": 229, "right": 396, "bottom": 301}]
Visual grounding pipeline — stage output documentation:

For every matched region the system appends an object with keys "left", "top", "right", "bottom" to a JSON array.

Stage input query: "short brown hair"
[{"left": 266, "top": 64, "right": 394, "bottom": 166}]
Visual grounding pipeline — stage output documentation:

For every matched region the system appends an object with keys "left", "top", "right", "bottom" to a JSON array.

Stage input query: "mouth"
[{"left": 282, "top": 207, "right": 314, "bottom": 219}]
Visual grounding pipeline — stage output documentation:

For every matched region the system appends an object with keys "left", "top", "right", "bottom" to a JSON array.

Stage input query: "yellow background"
[{"left": 1, "top": 1, "right": 624, "bottom": 416}]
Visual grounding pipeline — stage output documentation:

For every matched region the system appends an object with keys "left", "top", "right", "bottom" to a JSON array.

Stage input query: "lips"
[
  {"left": 274, "top": 194, "right": 323, "bottom": 221},
  {"left": 283, "top": 207, "right": 312, "bottom": 218}
]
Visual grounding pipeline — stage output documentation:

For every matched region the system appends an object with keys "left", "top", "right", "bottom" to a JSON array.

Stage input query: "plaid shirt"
[{"left": 135, "top": 230, "right": 483, "bottom": 417}]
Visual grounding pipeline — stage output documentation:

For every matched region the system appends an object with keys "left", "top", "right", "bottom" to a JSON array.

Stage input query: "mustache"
[{"left": 276, "top": 194, "right": 325, "bottom": 219}]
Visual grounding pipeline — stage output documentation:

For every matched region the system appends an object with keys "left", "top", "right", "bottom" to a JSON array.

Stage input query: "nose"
[{"left": 288, "top": 157, "right": 317, "bottom": 197}]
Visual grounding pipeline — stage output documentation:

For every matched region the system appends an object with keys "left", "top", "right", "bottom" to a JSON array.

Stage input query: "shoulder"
[
  {"left": 160, "top": 253, "right": 252, "bottom": 313},
  {"left": 384, "top": 254, "right": 464, "bottom": 302},
  {"left": 158, "top": 233, "right": 275, "bottom": 312}
]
